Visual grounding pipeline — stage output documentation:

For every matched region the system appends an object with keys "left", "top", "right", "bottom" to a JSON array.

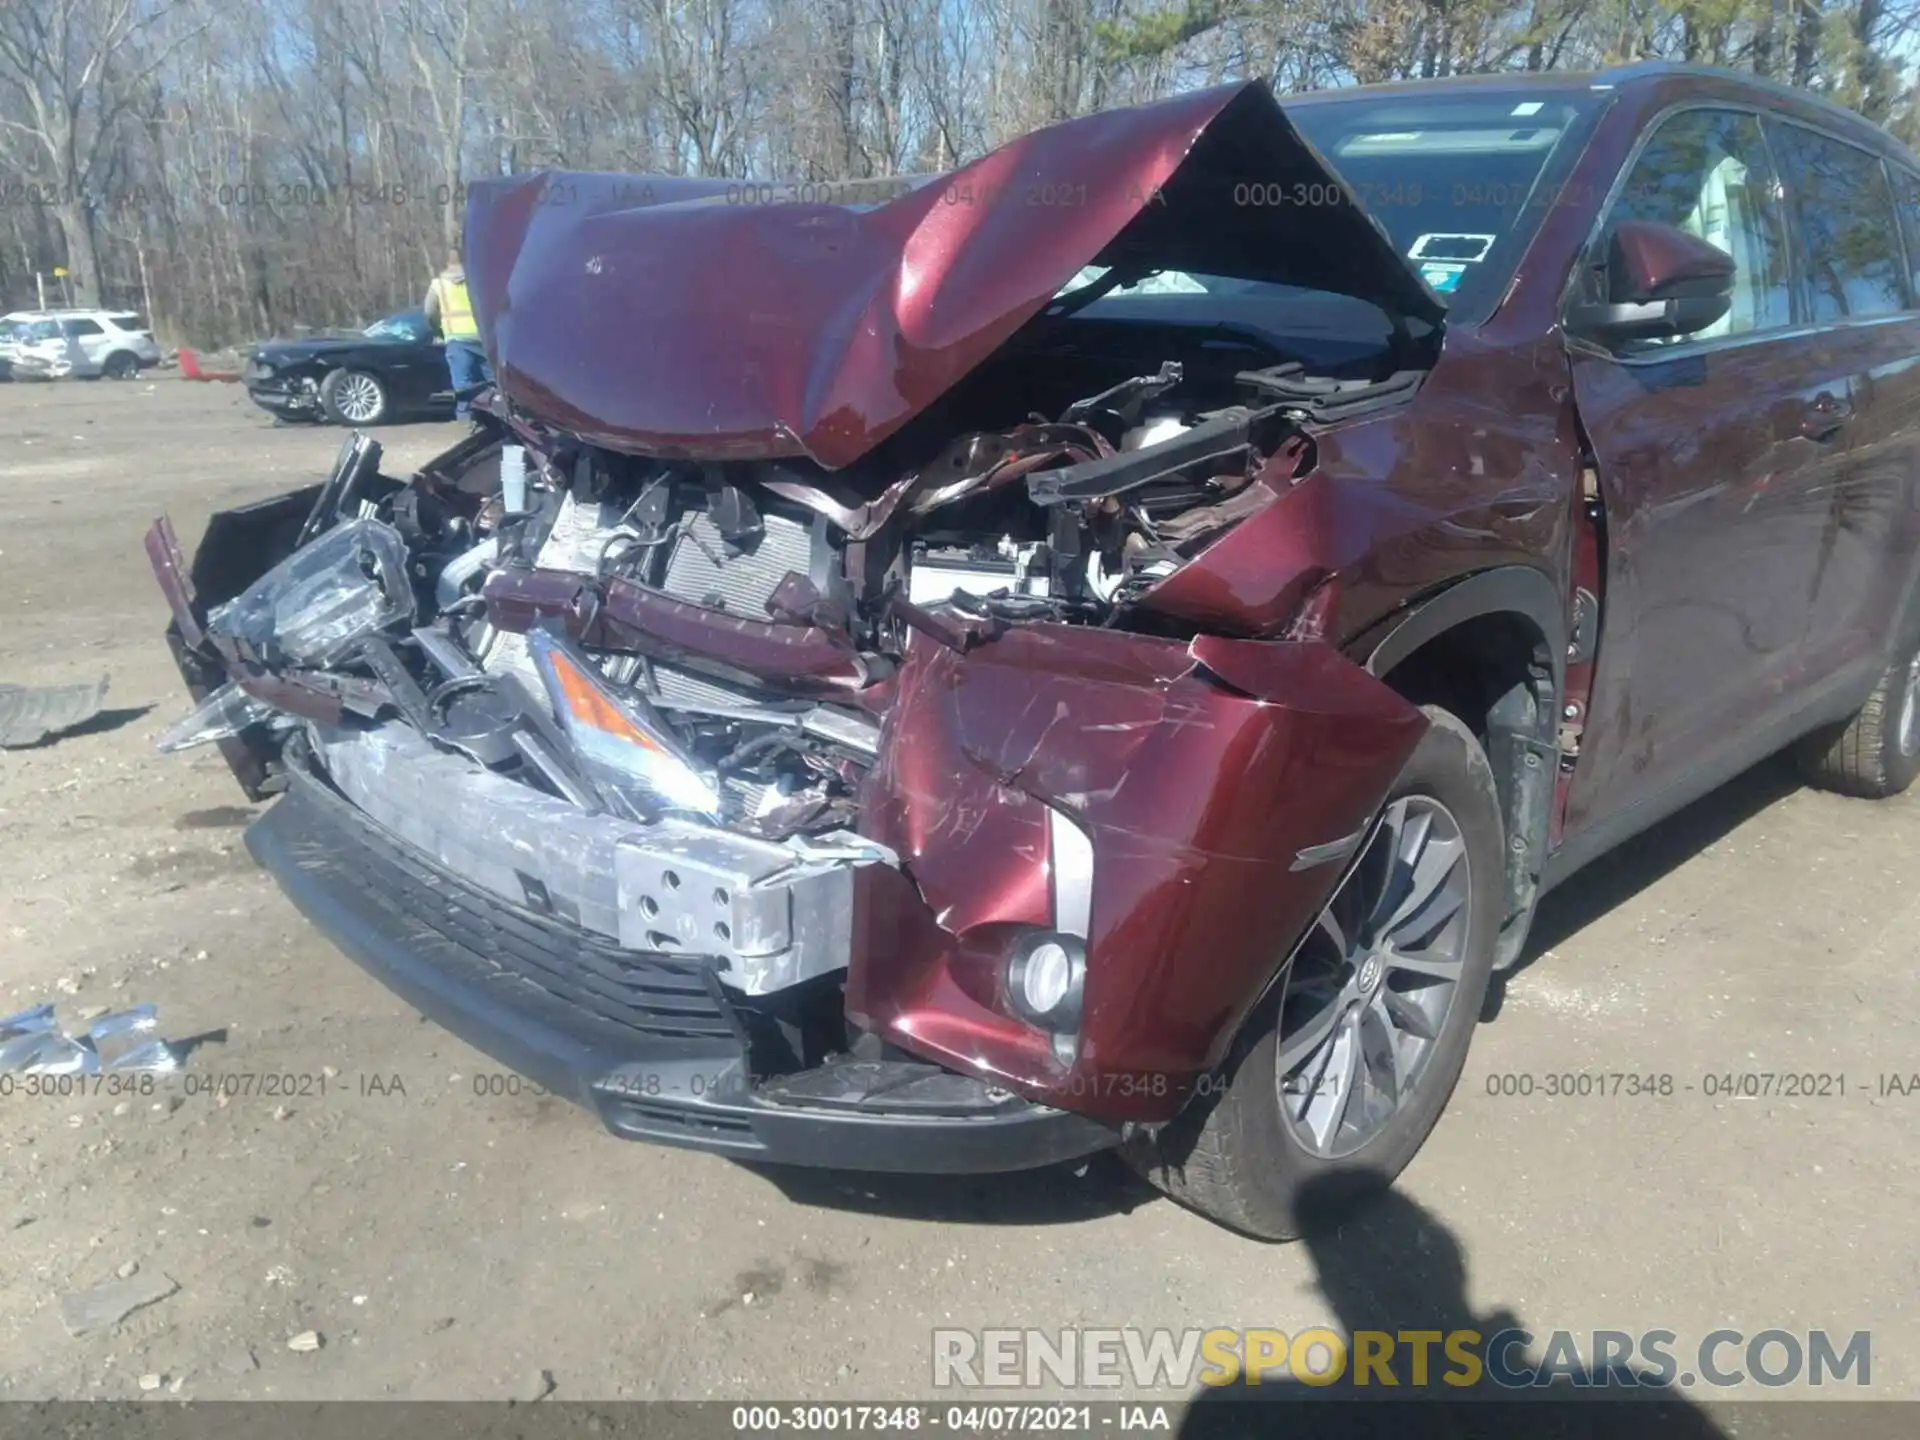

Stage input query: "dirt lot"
[{"left": 1, "top": 377, "right": 1917, "bottom": 1405}]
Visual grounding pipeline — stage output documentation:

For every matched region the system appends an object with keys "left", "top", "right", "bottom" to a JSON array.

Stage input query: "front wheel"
[
  {"left": 1129, "top": 706, "right": 1503, "bottom": 1240},
  {"left": 320, "top": 368, "right": 388, "bottom": 426}
]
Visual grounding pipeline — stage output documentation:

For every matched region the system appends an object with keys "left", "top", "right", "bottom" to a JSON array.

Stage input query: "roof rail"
[{"left": 1591, "top": 60, "right": 1891, "bottom": 136}]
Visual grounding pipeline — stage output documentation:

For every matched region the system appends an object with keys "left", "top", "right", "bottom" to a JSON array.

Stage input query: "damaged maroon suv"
[{"left": 147, "top": 63, "right": 1920, "bottom": 1238}]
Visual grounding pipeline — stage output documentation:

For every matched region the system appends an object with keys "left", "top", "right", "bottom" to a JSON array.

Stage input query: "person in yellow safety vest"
[{"left": 424, "top": 249, "right": 492, "bottom": 420}]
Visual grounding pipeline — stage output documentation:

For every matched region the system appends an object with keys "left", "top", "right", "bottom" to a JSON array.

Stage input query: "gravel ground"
[{"left": 0, "top": 377, "right": 1915, "bottom": 1406}]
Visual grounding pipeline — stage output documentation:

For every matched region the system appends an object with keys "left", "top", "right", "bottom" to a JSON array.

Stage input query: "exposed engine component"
[
  {"left": 160, "top": 332, "right": 1420, "bottom": 862},
  {"left": 1121, "top": 411, "right": 1194, "bottom": 452}
]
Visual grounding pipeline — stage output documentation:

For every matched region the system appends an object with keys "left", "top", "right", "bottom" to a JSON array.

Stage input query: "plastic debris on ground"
[
  {"left": 0, "top": 1000, "right": 185, "bottom": 1076},
  {"left": 58, "top": 1271, "right": 181, "bottom": 1337},
  {"left": 0, "top": 675, "right": 110, "bottom": 748}
]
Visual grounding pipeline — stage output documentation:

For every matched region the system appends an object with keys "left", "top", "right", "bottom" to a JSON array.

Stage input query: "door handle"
[{"left": 1799, "top": 392, "right": 1854, "bottom": 442}]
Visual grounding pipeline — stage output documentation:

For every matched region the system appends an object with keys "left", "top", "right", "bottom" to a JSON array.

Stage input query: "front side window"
[
  {"left": 1600, "top": 108, "right": 1792, "bottom": 341},
  {"left": 365, "top": 313, "right": 426, "bottom": 342},
  {"left": 1768, "top": 121, "right": 1909, "bottom": 320}
]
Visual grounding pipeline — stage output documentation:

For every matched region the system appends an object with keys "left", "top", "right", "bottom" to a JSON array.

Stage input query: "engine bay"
[{"left": 156, "top": 331, "right": 1424, "bottom": 869}]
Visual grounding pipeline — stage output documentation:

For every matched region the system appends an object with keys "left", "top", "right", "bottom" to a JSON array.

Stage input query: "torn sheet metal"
[{"left": 0, "top": 676, "right": 109, "bottom": 748}]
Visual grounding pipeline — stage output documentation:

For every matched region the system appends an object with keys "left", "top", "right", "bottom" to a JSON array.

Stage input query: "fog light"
[
  {"left": 1023, "top": 942, "right": 1073, "bottom": 1011},
  {"left": 1006, "top": 932, "right": 1085, "bottom": 1030}
]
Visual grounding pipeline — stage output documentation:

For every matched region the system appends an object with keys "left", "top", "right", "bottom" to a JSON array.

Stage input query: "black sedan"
[{"left": 244, "top": 310, "right": 455, "bottom": 425}]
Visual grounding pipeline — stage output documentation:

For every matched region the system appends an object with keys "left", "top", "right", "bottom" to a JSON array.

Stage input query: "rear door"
[
  {"left": 1766, "top": 121, "right": 1920, "bottom": 678},
  {"left": 1563, "top": 105, "right": 1842, "bottom": 834},
  {"left": 108, "top": 312, "right": 158, "bottom": 361},
  {"left": 59, "top": 317, "right": 107, "bottom": 374}
]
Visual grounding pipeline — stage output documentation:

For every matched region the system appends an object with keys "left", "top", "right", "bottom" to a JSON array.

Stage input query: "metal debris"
[
  {"left": 87, "top": 1005, "right": 157, "bottom": 1065},
  {"left": 287, "top": 1330, "right": 323, "bottom": 1352},
  {"left": 1, "top": 1031, "right": 96, "bottom": 1076},
  {"left": 0, "top": 1002, "right": 186, "bottom": 1076},
  {"left": 0, "top": 675, "right": 110, "bottom": 748},
  {"left": 109, "top": 1039, "right": 182, "bottom": 1074},
  {"left": 0, "top": 1003, "right": 57, "bottom": 1038},
  {"left": 58, "top": 1270, "right": 180, "bottom": 1337}
]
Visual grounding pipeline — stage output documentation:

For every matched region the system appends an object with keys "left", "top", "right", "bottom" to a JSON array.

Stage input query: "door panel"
[
  {"left": 1561, "top": 107, "right": 1841, "bottom": 836},
  {"left": 1566, "top": 337, "right": 1848, "bottom": 831},
  {"left": 365, "top": 344, "right": 438, "bottom": 409},
  {"left": 1766, "top": 125, "right": 1920, "bottom": 677},
  {"left": 1803, "top": 325, "right": 1920, "bottom": 675}
]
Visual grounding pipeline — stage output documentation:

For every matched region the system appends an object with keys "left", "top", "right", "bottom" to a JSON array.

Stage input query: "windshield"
[
  {"left": 365, "top": 312, "right": 425, "bottom": 342},
  {"left": 1050, "top": 89, "right": 1600, "bottom": 341},
  {"left": 1287, "top": 90, "right": 1602, "bottom": 321}
]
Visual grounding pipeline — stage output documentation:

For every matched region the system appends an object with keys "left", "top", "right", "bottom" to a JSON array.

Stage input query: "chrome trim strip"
[{"left": 1046, "top": 806, "right": 1095, "bottom": 940}]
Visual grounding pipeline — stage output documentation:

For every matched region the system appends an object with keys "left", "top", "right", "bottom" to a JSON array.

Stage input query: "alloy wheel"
[
  {"left": 335, "top": 373, "right": 382, "bottom": 424},
  {"left": 1274, "top": 795, "right": 1473, "bottom": 1160},
  {"left": 1898, "top": 650, "right": 1920, "bottom": 759}
]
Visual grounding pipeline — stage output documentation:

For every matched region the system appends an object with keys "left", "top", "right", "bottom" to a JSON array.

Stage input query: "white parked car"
[{"left": 0, "top": 309, "right": 162, "bottom": 380}]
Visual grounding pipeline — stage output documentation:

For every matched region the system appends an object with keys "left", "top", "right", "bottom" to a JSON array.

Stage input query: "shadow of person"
[{"left": 1178, "top": 1177, "right": 1731, "bottom": 1438}]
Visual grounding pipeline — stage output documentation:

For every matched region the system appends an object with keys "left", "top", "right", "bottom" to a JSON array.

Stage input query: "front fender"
[{"left": 847, "top": 623, "right": 1426, "bottom": 1124}]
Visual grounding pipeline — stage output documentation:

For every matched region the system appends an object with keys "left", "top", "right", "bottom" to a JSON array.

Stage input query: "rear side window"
[
  {"left": 1890, "top": 169, "right": 1920, "bottom": 300},
  {"left": 1604, "top": 108, "right": 1792, "bottom": 338},
  {"left": 1767, "top": 121, "right": 1908, "bottom": 320},
  {"left": 108, "top": 312, "right": 150, "bottom": 333},
  {"left": 61, "top": 318, "right": 103, "bottom": 337}
]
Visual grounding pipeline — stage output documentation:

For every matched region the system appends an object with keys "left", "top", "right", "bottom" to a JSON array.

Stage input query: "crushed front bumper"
[
  {"left": 245, "top": 380, "right": 321, "bottom": 417},
  {"left": 247, "top": 763, "right": 1118, "bottom": 1173}
]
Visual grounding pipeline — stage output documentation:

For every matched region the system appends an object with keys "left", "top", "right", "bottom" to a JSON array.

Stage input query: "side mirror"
[{"left": 1567, "top": 219, "right": 1736, "bottom": 344}]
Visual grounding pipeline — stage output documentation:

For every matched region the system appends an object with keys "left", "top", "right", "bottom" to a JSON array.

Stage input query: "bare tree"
[
  {"left": 3, "top": 0, "right": 1916, "bottom": 342},
  {"left": 0, "top": 0, "right": 196, "bottom": 304}
]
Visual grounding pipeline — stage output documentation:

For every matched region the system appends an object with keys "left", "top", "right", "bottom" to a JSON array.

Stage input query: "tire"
[
  {"left": 101, "top": 351, "right": 139, "bottom": 380},
  {"left": 1794, "top": 631, "right": 1920, "bottom": 799},
  {"left": 320, "top": 368, "right": 388, "bottom": 426},
  {"left": 1128, "top": 706, "right": 1503, "bottom": 1240}
]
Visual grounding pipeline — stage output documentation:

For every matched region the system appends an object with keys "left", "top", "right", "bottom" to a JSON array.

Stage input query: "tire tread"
[{"left": 1795, "top": 648, "right": 1917, "bottom": 799}]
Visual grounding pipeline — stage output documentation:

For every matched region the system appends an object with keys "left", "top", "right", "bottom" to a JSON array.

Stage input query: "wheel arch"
[{"left": 1356, "top": 566, "right": 1567, "bottom": 968}]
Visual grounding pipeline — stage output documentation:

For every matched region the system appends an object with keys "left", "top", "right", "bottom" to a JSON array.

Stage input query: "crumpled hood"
[{"left": 463, "top": 80, "right": 1441, "bottom": 470}]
